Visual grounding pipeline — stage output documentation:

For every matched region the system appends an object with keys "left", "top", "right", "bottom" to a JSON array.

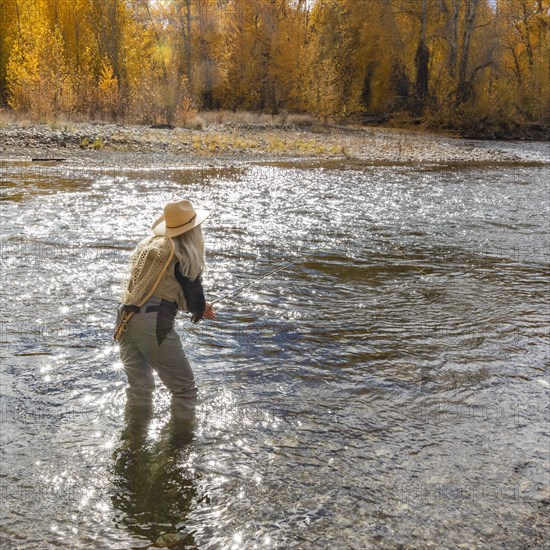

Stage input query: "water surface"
[{"left": 1, "top": 149, "right": 549, "bottom": 548}]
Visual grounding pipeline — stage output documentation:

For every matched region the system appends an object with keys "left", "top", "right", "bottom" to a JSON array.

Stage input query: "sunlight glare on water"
[{"left": 0, "top": 152, "right": 549, "bottom": 548}]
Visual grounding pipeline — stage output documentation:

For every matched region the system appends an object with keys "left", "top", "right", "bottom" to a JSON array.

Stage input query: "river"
[{"left": 0, "top": 144, "right": 549, "bottom": 548}]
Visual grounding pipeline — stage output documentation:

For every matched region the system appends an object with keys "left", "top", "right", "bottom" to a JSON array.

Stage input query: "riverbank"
[{"left": 1, "top": 120, "right": 548, "bottom": 166}]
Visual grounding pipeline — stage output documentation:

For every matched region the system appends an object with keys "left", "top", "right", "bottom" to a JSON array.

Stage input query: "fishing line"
[{"left": 211, "top": 251, "right": 317, "bottom": 309}]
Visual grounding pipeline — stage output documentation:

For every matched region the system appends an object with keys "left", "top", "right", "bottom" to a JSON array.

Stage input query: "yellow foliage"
[
  {"left": 1, "top": 0, "right": 548, "bottom": 130},
  {"left": 7, "top": 20, "right": 74, "bottom": 119},
  {"left": 98, "top": 59, "right": 119, "bottom": 117}
]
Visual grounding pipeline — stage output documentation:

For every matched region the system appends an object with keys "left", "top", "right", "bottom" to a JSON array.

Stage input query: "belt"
[{"left": 121, "top": 299, "right": 177, "bottom": 314}]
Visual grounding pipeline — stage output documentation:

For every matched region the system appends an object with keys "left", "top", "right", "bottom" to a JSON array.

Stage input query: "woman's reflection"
[{"left": 110, "top": 401, "right": 199, "bottom": 547}]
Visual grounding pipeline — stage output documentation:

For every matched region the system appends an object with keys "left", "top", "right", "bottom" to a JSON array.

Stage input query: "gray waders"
[{"left": 117, "top": 296, "right": 197, "bottom": 423}]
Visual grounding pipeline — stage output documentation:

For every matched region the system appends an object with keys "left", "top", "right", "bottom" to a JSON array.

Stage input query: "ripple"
[{"left": 1, "top": 159, "right": 548, "bottom": 548}]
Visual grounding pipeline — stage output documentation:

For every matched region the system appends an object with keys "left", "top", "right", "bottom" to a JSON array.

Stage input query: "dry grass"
[
  {"left": 198, "top": 109, "right": 319, "bottom": 128},
  {"left": 182, "top": 116, "right": 206, "bottom": 130},
  {"left": 188, "top": 133, "right": 260, "bottom": 155},
  {"left": 1, "top": 106, "right": 321, "bottom": 133},
  {"left": 284, "top": 113, "right": 318, "bottom": 127},
  {"left": 0, "top": 108, "right": 114, "bottom": 128},
  {"left": 199, "top": 110, "right": 281, "bottom": 126},
  {"left": 169, "top": 130, "right": 339, "bottom": 157},
  {"left": 0, "top": 108, "right": 33, "bottom": 127}
]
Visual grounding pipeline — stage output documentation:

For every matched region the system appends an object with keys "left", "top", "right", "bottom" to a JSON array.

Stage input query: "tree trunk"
[
  {"left": 521, "top": 0, "right": 534, "bottom": 70},
  {"left": 415, "top": 40, "right": 429, "bottom": 101},
  {"left": 447, "top": 0, "right": 460, "bottom": 78},
  {"left": 414, "top": 0, "right": 429, "bottom": 112},
  {"left": 177, "top": 0, "right": 193, "bottom": 89},
  {"left": 456, "top": 0, "right": 479, "bottom": 106},
  {"left": 109, "top": 0, "right": 120, "bottom": 81},
  {"left": 391, "top": 62, "right": 410, "bottom": 102},
  {"left": 361, "top": 62, "right": 377, "bottom": 109}
]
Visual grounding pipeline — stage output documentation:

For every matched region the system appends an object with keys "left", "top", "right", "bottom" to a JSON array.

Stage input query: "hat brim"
[{"left": 152, "top": 208, "right": 211, "bottom": 237}]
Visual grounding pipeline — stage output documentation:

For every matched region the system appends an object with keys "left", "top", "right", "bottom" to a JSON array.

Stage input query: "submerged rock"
[{"left": 153, "top": 531, "right": 195, "bottom": 549}]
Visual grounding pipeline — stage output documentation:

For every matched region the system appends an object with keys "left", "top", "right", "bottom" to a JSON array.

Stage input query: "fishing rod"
[{"left": 211, "top": 252, "right": 316, "bottom": 307}]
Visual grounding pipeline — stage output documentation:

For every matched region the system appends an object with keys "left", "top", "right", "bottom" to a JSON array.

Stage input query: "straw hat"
[{"left": 152, "top": 198, "right": 211, "bottom": 237}]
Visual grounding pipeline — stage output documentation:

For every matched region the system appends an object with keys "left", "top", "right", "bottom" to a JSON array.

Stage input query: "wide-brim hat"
[{"left": 152, "top": 198, "right": 211, "bottom": 237}]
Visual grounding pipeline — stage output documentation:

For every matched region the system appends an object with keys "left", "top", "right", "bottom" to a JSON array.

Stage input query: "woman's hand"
[{"left": 203, "top": 302, "right": 216, "bottom": 320}]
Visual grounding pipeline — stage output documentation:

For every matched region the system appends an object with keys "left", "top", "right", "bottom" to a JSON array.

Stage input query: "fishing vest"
[{"left": 153, "top": 258, "right": 189, "bottom": 312}]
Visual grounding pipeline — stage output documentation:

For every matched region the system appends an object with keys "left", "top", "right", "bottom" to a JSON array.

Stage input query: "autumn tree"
[
  {"left": 0, "top": 0, "right": 547, "bottom": 131},
  {"left": 497, "top": 0, "right": 550, "bottom": 122}
]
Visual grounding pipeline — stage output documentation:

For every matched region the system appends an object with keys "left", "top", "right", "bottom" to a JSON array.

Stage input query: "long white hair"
[{"left": 173, "top": 225, "right": 205, "bottom": 281}]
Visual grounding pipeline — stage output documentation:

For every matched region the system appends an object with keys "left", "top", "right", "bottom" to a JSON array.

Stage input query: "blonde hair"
[{"left": 173, "top": 225, "right": 205, "bottom": 281}]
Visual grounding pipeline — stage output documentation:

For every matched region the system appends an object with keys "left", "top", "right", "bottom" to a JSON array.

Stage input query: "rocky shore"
[{"left": 0, "top": 120, "right": 548, "bottom": 166}]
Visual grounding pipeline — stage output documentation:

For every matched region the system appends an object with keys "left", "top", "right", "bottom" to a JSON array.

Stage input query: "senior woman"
[{"left": 115, "top": 198, "right": 216, "bottom": 424}]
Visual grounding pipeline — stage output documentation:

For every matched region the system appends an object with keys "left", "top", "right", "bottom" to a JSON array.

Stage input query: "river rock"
[{"left": 153, "top": 532, "right": 191, "bottom": 548}]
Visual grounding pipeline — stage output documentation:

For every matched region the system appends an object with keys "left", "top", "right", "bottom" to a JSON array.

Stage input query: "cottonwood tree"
[{"left": 0, "top": 0, "right": 547, "bottom": 130}]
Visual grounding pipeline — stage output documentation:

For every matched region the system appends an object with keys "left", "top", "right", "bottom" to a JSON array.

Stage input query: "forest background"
[{"left": 0, "top": 0, "right": 548, "bottom": 138}]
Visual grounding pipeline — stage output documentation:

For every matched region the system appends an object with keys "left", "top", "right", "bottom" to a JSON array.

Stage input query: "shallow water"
[{"left": 0, "top": 148, "right": 549, "bottom": 548}]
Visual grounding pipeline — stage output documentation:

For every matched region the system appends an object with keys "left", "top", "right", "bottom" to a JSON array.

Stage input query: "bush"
[{"left": 80, "top": 137, "right": 104, "bottom": 149}]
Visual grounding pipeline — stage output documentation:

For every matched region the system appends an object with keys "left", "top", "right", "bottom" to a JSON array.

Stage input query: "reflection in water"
[{"left": 111, "top": 403, "right": 198, "bottom": 547}]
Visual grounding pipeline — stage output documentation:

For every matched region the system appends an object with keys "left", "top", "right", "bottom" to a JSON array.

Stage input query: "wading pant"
[{"left": 117, "top": 296, "right": 197, "bottom": 422}]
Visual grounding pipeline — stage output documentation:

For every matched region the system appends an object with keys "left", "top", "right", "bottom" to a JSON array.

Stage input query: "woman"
[{"left": 116, "top": 198, "right": 216, "bottom": 424}]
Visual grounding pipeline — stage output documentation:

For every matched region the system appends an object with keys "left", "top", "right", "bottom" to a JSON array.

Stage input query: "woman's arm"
[{"left": 174, "top": 264, "right": 215, "bottom": 322}]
